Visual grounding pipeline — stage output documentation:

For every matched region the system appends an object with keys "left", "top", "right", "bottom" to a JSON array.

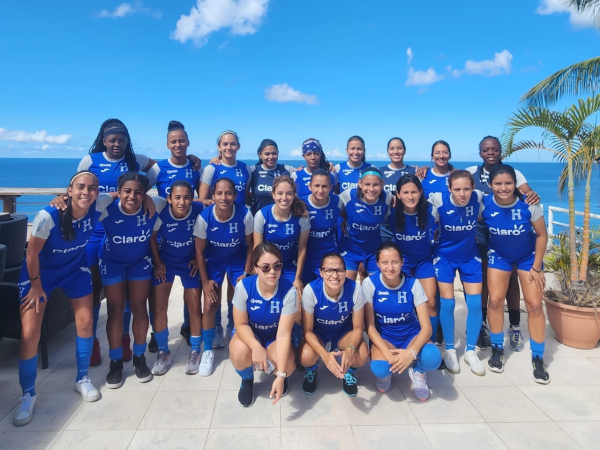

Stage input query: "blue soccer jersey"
[
  {"left": 302, "top": 278, "right": 364, "bottom": 343},
  {"left": 200, "top": 161, "right": 252, "bottom": 207},
  {"left": 147, "top": 158, "right": 200, "bottom": 198},
  {"left": 421, "top": 168, "right": 450, "bottom": 199},
  {"left": 379, "top": 164, "right": 417, "bottom": 194},
  {"left": 248, "top": 163, "right": 294, "bottom": 215},
  {"left": 302, "top": 194, "right": 343, "bottom": 266},
  {"left": 363, "top": 272, "right": 427, "bottom": 343},
  {"left": 253, "top": 205, "right": 311, "bottom": 270},
  {"left": 193, "top": 204, "right": 253, "bottom": 261},
  {"left": 481, "top": 195, "right": 543, "bottom": 263},
  {"left": 390, "top": 204, "right": 436, "bottom": 264},
  {"left": 154, "top": 202, "right": 203, "bottom": 268},
  {"left": 334, "top": 161, "right": 374, "bottom": 192},
  {"left": 232, "top": 276, "right": 297, "bottom": 346},
  {"left": 291, "top": 168, "right": 337, "bottom": 198},
  {"left": 429, "top": 191, "right": 483, "bottom": 262}
]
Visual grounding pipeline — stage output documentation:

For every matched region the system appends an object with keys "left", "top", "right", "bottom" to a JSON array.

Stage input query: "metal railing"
[{"left": 547, "top": 205, "right": 600, "bottom": 238}]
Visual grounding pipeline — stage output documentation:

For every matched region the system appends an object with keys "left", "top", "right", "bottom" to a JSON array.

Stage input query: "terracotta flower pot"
[{"left": 544, "top": 297, "right": 600, "bottom": 349}]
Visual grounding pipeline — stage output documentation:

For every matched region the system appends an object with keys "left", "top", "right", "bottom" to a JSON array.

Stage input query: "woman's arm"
[
  {"left": 294, "top": 229, "right": 309, "bottom": 288},
  {"left": 232, "top": 305, "right": 267, "bottom": 368},
  {"left": 340, "top": 307, "right": 366, "bottom": 374},
  {"left": 518, "top": 182, "right": 540, "bottom": 205},
  {"left": 364, "top": 302, "right": 395, "bottom": 362},
  {"left": 530, "top": 217, "right": 548, "bottom": 291},
  {"left": 21, "top": 236, "right": 47, "bottom": 313},
  {"left": 194, "top": 237, "right": 219, "bottom": 303},
  {"left": 150, "top": 231, "right": 166, "bottom": 283},
  {"left": 271, "top": 312, "right": 295, "bottom": 404}
]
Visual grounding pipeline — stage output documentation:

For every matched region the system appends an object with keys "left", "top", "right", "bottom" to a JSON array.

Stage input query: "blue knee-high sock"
[
  {"left": 133, "top": 342, "right": 147, "bottom": 357},
  {"left": 109, "top": 347, "right": 123, "bottom": 361},
  {"left": 235, "top": 365, "right": 254, "bottom": 380},
  {"left": 92, "top": 303, "right": 101, "bottom": 341},
  {"left": 430, "top": 315, "right": 440, "bottom": 342},
  {"left": 183, "top": 303, "right": 190, "bottom": 328},
  {"left": 530, "top": 338, "right": 545, "bottom": 359},
  {"left": 414, "top": 343, "right": 442, "bottom": 373},
  {"left": 154, "top": 328, "right": 169, "bottom": 353},
  {"left": 440, "top": 297, "right": 456, "bottom": 350},
  {"left": 202, "top": 327, "right": 215, "bottom": 351},
  {"left": 490, "top": 331, "right": 504, "bottom": 349},
  {"left": 370, "top": 360, "right": 392, "bottom": 378},
  {"left": 215, "top": 307, "right": 222, "bottom": 330},
  {"left": 19, "top": 355, "right": 38, "bottom": 396},
  {"left": 465, "top": 293, "right": 483, "bottom": 351},
  {"left": 227, "top": 301, "right": 234, "bottom": 327},
  {"left": 75, "top": 335, "right": 93, "bottom": 381},
  {"left": 149, "top": 312, "right": 155, "bottom": 331},
  {"left": 122, "top": 300, "right": 132, "bottom": 337},
  {"left": 190, "top": 335, "right": 203, "bottom": 353},
  {"left": 304, "top": 363, "right": 318, "bottom": 372}
]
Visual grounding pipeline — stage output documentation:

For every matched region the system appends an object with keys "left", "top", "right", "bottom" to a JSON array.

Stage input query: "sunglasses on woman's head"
[{"left": 255, "top": 262, "right": 284, "bottom": 273}]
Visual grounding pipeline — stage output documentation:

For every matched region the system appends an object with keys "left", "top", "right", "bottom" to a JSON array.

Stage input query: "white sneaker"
[
  {"left": 443, "top": 349, "right": 460, "bottom": 374},
  {"left": 376, "top": 375, "right": 392, "bottom": 393},
  {"left": 13, "top": 393, "right": 36, "bottom": 427},
  {"left": 199, "top": 350, "right": 214, "bottom": 377},
  {"left": 151, "top": 351, "right": 173, "bottom": 376},
  {"left": 408, "top": 367, "right": 430, "bottom": 402},
  {"left": 74, "top": 376, "right": 100, "bottom": 402},
  {"left": 464, "top": 350, "right": 486, "bottom": 376},
  {"left": 213, "top": 327, "right": 225, "bottom": 349},
  {"left": 185, "top": 350, "right": 201, "bottom": 375}
]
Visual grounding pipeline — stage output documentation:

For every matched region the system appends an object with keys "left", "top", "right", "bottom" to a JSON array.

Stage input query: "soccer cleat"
[
  {"left": 122, "top": 334, "right": 133, "bottom": 362},
  {"left": 75, "top": 375, "right": 100, "bottom": 402},
  {"left": 133, "top": 354, "right": 152, "bottom": 383},
  {"left": 213, "top": 327, "right": 225, "bottom": 349},
  {"left": 464, "top": 350, "right": 486, "bottom": 376},
  {"left": 435, "top": 323, "right": 444, "bottom": 346},
  {"left": 342, "top": 372, "right": 358, "bottom": 397},
  {"left": 199, "top": 350, "right": 215, "bottom": 377},
  {"left": 13, "top": 393, "right": 36, "bottom": 427},
  {"left": 148, "top": 332, "right": 158, "bottom": 353},
  {"left": 509, "top": 326, "right": 525, "bottom": 352},
  {"left": 106, "top": 359, "right": 124, "bottom": 389},
  {"left": 443, "top": 349, "right": 460, "bottom": 374},
  {"left": 476, "top": 322, "right": 492, "bottom": 350},
  {"left": 376, "top": 375, "right": 392, "bottom": 393},
  {"left": 408, "top": 367, "right": 430, "bottom": 402},
  {"left": 90, "top": 338, "right": 102, "bottom": 367},
  {"left": 238, "top": 378, "right": 255, "bottom": 407},
  {"left": 488, "top": 347, "right": 505, "bottom": 373},
  {"left": 532, "top": 356, "right": 551, "bottom": 385},
  {"left": 302, "top": 370, "right": 318, "bottom": 394},
  {"left": 151, "top": 351, "right": 173, "bottom": 376},
  {"left": 185, "top": 350, "right": 201, "bottom": 375},
  {"left": 180, "top": 324, "right": 191, "bottom": 346}
]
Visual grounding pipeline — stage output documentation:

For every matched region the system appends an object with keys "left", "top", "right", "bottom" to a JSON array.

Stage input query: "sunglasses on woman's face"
[{"left": 255, "top": 262, "right": 284, "bottom": 273}]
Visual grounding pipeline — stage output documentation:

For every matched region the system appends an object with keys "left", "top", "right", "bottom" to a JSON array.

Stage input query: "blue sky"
[{"left": 0, "top": 0, "right": 598, "bottom": 163}]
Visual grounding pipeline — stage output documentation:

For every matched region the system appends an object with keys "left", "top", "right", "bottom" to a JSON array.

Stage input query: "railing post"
[
  {"left": 0, "top": 195, "right": 19, "bottom": 213},
  {"left": 548, "top": 207, "right": 554, "bottom": 237}
]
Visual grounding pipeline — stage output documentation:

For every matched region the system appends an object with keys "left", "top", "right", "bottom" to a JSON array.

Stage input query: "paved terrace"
[{"left": 1, "top": 281, "right": 599, "bottom": 450}]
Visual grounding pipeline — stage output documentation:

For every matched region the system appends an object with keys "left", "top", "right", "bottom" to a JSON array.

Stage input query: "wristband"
[
  {"left": 409, "top": 349, "right": 417, "bottom": 360},
  {"left": 245, "top": 272, "right": 253, "bottom": 278},
  {"left": 531, "top": 267, "right": 542, "bottom": 273},
  {"left": 346, "top": 345, "right": 356, "bottom": 354},
  {"left": 29, "top": 273, "right": 41, "bottom": 282}
]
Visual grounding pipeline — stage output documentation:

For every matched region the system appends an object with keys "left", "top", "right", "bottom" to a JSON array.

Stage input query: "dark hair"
[
  {"left": 431, "top": 140, "right": 455, "bottom": 171},
  {"left": 347, "top": 135, "right": 366, "bottom": 163},
  {"left": 320, "top": 252, "right": 345, "bottom": 268},
  {"left": 257, "top": 139, "right": 278, "bottom": 165},
  {"left": 302, "top": 138, "right": 330, "bottom": 171},
  {"left": 310, "top": 168, "right": 332, "bottom": 185},
  {"left": 394, "top": 174, "right": 429, "bottom": 231},
  {"left": 168, "top": 180, "right": 193, "bottom": 197},
  {"left": 376, "top": 241, "right": 403, "bottom": 262},
  {"left": 387, "top": 137, "right": 406, "bottom": 152},
  {"left": 89, "top": 118, "right": 137, "bottom": 172},
  {"left": 478, "top": 135, "right": 502, "bottom": 183},
  {"left": 357, "top": 167, "right": 385, "bottom": 202},
  {"left": 61, "top": 171, "right": 99, "bottom": 241},
  {"left": 448, "top": 169, "right": 474, "bottom": 188},
  {"left": 272, "top": 175, "right": 308, "bottom": 218},
  {"left": 252, "top": 242, "right": 283, "bottom": 267},
  {"left": 117, "top": 172, "right": 150, "bottom": 192},
  {"left": 167, "top": 120, "right": 188, "bottom": 139},
  {"left": 488, "top": 164, "right": 524, "bottom": 201},
  {"left": 213, "top": 177, "right": 237, "bottom": 196}
]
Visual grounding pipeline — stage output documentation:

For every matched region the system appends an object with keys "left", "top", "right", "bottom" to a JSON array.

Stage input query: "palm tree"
[{"left": 502, "top": 94, "right": 600, "bottom": 288}]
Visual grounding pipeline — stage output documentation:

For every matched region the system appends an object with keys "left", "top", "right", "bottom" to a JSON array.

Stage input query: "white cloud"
[
  {"left": 98, "top": 2, "right": 162, "bottom": 19},
  {"left": 0, "top": 128, "right": 71, "bottom": 144},
  {"left": 325, "top": 148, "right": 344, "bottom": 158},
  {"left": 41, "top": 144, "right": 50, "bottom": 150},
  {"left": 405, "top": 67, "right": 445, "bottom": 86},
  {"left": 537, "top": 0, "right": 598, "bottom": 29},
  {"left": 406, "top": 47, "right": 413, "bottom": 64},
  {"left": 265, "top": 83, "right": 319, "bottom": 105},
  {"left": 289, "top": 148, "right": 302, "bottom": 157},
  {"left": 173, "top": 0, "right": 269, "bottom": 46},
  {"left": 452, "top": 50, "right": 513, "bottom": 78}
]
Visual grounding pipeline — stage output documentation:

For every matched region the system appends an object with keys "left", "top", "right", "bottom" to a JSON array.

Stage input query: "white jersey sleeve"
[
  {"left": 411, "top": 279, "right": 428, "bottom": 307},
  {"left": 136, "top": 154, "right": 151, "bottom": 172},
  {"left": 339, "top": 189, "right": 351, "bottom": 206},
  {"left": 465, "top": 165, "right": 477, "bottom": 175},
  {"left": 95, "top": 193, "right": 114, "bottom": 213},
  {"left": 299, "top": 216, "right": 311, "bottom": 232},
  {"left": 290, "top": 171, "right": 299, "bottom": 183},
  {"left": 145, "top": 164, "right": 159, "bottom": 188},
  {"left": 233, "top": 282, "right": 248, "bottom": 312},
  {"left": 352, "top": 283, "right": 365, "bottom": 311},
  {"left": 77, "top": 155, "right": 93, "bottom": 172},
  {"left": 153, "top": 196, "right": 168, "bottom": 214},
  {"left": 515, "top": 169, "right": 528, "bottom": 187},
  {"left": 253, "top": 210, "right": 266, "bottom": 234},
  {"left": 193, "top": 215, "right": 209, "bottom": 239},
  {"left": 200, "top": 165, "right": 216, "bottom": 185},
  {"left": 428, "top": 193, "right": 442, "bottom": 222},
  {"left": 281, "top": 286, "right": 298, "bottom": 315},
  {"left": 529, "top": 204, "right": 544, "bottom": 222},
  {"left": 301, "top": 283, "right": 317, "bottom": 314},
  {"left": 362, "top": 277, "right": 376, "bottom": 304},
  {"left": 475, "top": 190, "right": 484, "bottom": 218},
  {"left": 243, "top": 210, "right": 254, "bottom": 235},
  {"left": 284, "top": 164, "right": 295, "bottom": 174},
  {"left": 31, "top": 210, "right": 55, "bottom": 240}
]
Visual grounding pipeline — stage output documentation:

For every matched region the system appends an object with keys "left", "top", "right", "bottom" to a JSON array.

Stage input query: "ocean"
[{"left": 1, "top": 158, "right": 599, "bottom": 230}]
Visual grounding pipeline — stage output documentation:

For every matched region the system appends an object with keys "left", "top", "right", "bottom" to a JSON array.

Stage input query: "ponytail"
[{"left": 60, "top": 197, "right": 76, "bottom": 241}]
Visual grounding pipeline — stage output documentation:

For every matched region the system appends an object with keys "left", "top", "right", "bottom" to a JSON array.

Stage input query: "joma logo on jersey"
[{"left": 342, "top": 169, "right": 354, "bottom": 176}]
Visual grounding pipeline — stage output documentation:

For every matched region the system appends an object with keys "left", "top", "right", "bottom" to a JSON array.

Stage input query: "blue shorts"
[
  {"left": 19, "top": 265, "right": 93, "bottom": 302},
  {"left": 433, "top": 255, "right": 482, "bottom": 284},
  {"left": 313, "top": 327, "right": 352, "bottom": 347},
  {"left": 281, "top": 265, "right": 297, "bottom": 285},
  {"left": 152, "top": 264, "right": 201, "bottom": 289},
  {"left": 99, "top": 256, "right": 153, "bottom": 286},
  {"left": 403, "top": 257, "right": 435, "bottom": 279},
  {"left": 340, "top": 248, "right": 378, "bottom": 273},
  {"left": 207, "top": 259, "right": 245, "bottom": 287},
  {"left": 86, "top": 234, "right": 103, "bottom": 267},
  {"left": 302, "top": 261, "right": 321, "bottom": 284},
  {"left": 231, "top": 327, "right": 276, "bottom": 349},
  {"left": 487, "top": 250, "right": 539, "bottom": 273},
  {"left": 372, "top": 329, "right": 420, "bottom": 351}
]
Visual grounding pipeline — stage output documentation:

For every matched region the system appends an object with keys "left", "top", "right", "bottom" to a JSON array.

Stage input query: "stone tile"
[
  {"left": 205, "top": 427, "right": 280, "bottom": 450},
  {"left": 352, "top": 425, "right": 432, "bottom": 449},
  {"left": 342, "top": 384, "right": 418, "bottom": 425},
  {"left": 421, "top": 423, "right": 507, "bottom": 450},
  {"left": 52, "top": 430, "right": 135, "bottom": 450},
  {"left": 281, "top": 426, "right": 357, "bottom": 449},
  {"left": 574, "top": 345, "right": 600, "bottom": 358},
  {"left": 541, "top": 357, "right": 600, "bottom": 385},
  {"left": 519, "top": 386, "right": 600, "bottom": 421},
  {"left": 0, "top": 430, "right": 58, "bottom": 449},
  {"left": 491, "top": 422, "right": 581, "bottom": 449},
  {"left": 128, "top": 429, "right": 209, "bottom": 450},
  {"left": 557, "top": 421, "right": 600, "bottom": 450},
  {"left": 401, "top": 386, "right": 484, "bottom": 424},
  {"left": 280, "top": 388, "right": 351, "bottom": 427},
  {"left": 540, "top": 336, "right": 588, "bottom": 360},
  {"left": 447, "top": 350, "right": 514, "bottom": 387},
  {"left": 590, "top": 358, "right": 600, "bottom": 367},
  {"left": 139, "top": 391, "right": 217, "bottom": 429},
  {"left": 211, "top": 389, "right": 280, "bottom": 428},
  {"left": 461, "top": 386, "right": 550, "bottom": 422},
  {"left": 575, "top": 385, "right": 600, "bottom": 406},
  {"left": 66, "top": 391, "right": 154, "bottom": 431}
]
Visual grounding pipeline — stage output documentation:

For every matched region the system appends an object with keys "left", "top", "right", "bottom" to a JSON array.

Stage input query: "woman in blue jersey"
[
  {"left": 339, "top": 167, "right": 392, "bottom": 280},
  {"left": 99, "top": 173, "right": 163, "bottom": 389},
  {"left": 291, "top": 138, "right": 337, "bottom": 198},
  {"left": 334, "top": 135, "right": 374, "bottom": 193},
  {"left": 229, "top": 243, "right": 297, "bottom": 407},
  {"left": 14, "top": 172, "right": 111, "bottom": 426},
  {"left": 299, "top": 252, "right": 369, "bottom": 397},
  {"left": 247, "top": 139, "right": 295, "bottom": 216},
  {"left": 429, "top": 170, "right": 485, "bottom": 376},
  {"left": 149, "top": 181, "right": 203, "bottom": 376},
  {"left": 194, "top": 178, "right": 254, "bottom": 376},
  {"left": 391, "top": 174, "right": 439, "bottom": 341},
  {"left": 301, "top": 169, "right": 343, "bottom": 284},
  {"left": 481, "top": 165, "right": 550, "bottom": 383},
  {"left": 419, "top": 140, "right": 455, "bottom": 199}
]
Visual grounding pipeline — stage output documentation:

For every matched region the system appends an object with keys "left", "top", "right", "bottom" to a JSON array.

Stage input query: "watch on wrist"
[{"left": 275, "top": 371, "right": 287, "bottom": 378}]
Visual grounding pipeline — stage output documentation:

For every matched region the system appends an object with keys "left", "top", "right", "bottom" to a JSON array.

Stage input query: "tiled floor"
[{"left": 1, "top": 281, "right": 599, "bottom": 449}]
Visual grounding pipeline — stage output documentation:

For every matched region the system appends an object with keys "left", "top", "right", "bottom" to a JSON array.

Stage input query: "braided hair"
[{"left": 89, "top": 118, "right": 137, "bottom": 172}]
